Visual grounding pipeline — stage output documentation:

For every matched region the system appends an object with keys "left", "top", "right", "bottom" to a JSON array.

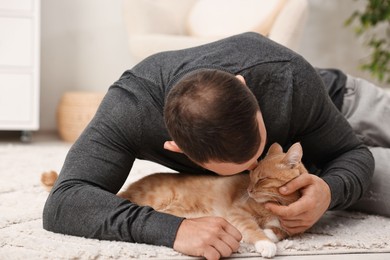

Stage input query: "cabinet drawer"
[
  {"left": 0, "top": 73, "right": 33, "bottom": 123},
  {"left": 0, "top": 17, "right": 33, "bottom": 67},
  {"left": 0, "top": 0, "right": 33, "bottom": 12}
]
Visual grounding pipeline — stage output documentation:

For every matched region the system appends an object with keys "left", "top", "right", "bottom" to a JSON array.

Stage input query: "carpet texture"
[{"left": 1, "top": 142, "right": 390, "bottom": 259}]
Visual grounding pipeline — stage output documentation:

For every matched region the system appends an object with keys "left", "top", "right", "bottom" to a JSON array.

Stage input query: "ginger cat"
[{"left": 118, "top": 142, "right": 307, "bottom": 258}]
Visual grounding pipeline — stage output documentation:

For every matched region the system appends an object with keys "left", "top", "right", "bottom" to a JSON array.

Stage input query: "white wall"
[
  {"left": 39, "top": 0, "right": 387, "bottom": 131},
  {"left": 40, "top": 0, "right": 132, "bottom": 131},
  {"left": 298, "top": 0, "right": 375, "bottom": 81}
]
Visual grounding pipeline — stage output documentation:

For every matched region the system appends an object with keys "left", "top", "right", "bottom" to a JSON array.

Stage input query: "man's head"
[{"left": 164, "top": 69, "right": 267, "bottom": 175}]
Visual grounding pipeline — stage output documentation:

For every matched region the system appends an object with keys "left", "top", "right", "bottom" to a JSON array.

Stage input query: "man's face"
[{"left": 200, "top": 111, "right": 267, "bottom": 175}]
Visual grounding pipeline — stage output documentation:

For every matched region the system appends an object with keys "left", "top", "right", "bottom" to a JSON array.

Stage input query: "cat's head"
[{"left": 247, "top": 142, "right": 306, "bottom": 204}]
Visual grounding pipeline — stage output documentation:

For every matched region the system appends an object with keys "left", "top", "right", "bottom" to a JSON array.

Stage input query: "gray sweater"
[{"left": 43, "top": 32, "right": 374, "bottom": 248}]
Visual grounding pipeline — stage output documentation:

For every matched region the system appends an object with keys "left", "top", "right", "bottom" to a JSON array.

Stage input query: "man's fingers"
[
  {"left": 211, "top": 239, "right": 235, "bottom": 258},
  {"left": 281, "top": 224, "right": 307, "bottom": 235},
  {"left": 276, "top": 215, "right": 310, "bottom": 235},
  {"left": 279, "top": 174, "right": 312, "bottom": 195},
  {"left": 203, "top": 246, "right": 221, "bottom": 260},
  {"left": 221, "top": 219, "right": 242, "bottom": 242},
  {"left": 208, "top": 217, "right": 242, "bottom": 240},
  {"left": 280, "top": 217, "right": 306, "bottom": 228},
  {"left": 213, "top": 217, "right": 241, "bottom": 253},
  {"left": 204, "top": 218, "right": 241, "bottom": 259},
  {"left": 265, "top": 200, "right": 307, "bottom": 218},
  {"left": 266, "top": 175, "right": 331, "bottom": 237},
  {"left": 220, "top": 233, "right": 241, "bottom": 252},
  {"left": 173, "top": 217, "right": 242, "bottom": 259}
]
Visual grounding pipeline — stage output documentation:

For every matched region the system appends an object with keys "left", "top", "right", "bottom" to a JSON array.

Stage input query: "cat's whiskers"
[{"left": 240, "top": 191, "right": 251, "bottom": 203}]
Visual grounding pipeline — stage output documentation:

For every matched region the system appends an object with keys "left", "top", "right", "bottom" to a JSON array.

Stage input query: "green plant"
[{"left": 346, "top": 0, "right": 390, "bottom": 83}]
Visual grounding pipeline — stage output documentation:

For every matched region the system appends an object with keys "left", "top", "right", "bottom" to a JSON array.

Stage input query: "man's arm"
[
  {"left": 43, "top": 85, "right": 242, "bottom": 259},
  {"left": 290, "top": 58, "right": 374, "bottom": 210},
  {"left": 42, "top": 86, "right": 184, "bottom": 247},
  {"left": 266, "top": 57, "right": 374, "bottom": 234}
]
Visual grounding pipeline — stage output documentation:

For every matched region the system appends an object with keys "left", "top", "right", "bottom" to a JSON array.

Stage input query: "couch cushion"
[{"left": 187, "top": 0, "right": 286, "bottom": 37}]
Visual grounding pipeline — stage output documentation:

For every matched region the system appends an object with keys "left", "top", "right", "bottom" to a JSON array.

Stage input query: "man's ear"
[
  {"left": 235, "top": 75, "right": 246, "bottom": 85},
  {"left": 163, "top": 141, "right": 183, "bottom": 153}
]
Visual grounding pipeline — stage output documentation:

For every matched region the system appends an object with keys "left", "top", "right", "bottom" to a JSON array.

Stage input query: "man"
[{"left": 43, "top": 32, "right": 389, "bottom": 259}]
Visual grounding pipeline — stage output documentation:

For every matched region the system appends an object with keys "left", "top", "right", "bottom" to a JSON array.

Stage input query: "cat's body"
[{"left": 118, "top": 142, "right": 307, "bottom": 258}]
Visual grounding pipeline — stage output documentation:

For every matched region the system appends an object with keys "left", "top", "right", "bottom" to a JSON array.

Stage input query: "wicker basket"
[{"left": 57, "top": 91, "right": 105, "bottom": 142}]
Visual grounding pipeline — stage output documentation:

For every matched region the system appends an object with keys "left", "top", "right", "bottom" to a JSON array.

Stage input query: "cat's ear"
[
  {"left": 282, "top": 142, "right": 303, "bottom": 168},
  {"left": 267, "top": 143, "right": 283, "bottom": 156},
  {"left": 163, "top": 141, "right": 183, "bottom": 153}
]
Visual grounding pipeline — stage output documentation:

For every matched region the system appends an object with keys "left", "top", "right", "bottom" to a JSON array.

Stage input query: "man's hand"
[
  {"left": 265, "top": 174, "right": 331, "bottom": 235},
  {"left": 173, "top": 217, "right": 242, "bottom": 260}
]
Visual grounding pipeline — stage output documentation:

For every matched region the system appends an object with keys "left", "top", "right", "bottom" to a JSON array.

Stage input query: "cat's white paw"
[
  {"left": 264, "top": 229, "right": 279, "bottom": 242},
  {"left": 254, "top": 240, "right": 277, "bottom": 258}
]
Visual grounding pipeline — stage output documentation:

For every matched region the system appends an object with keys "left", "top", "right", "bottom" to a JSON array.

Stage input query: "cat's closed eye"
[{"left": 255, "top": 177, "right": 268, "bottom": 186}]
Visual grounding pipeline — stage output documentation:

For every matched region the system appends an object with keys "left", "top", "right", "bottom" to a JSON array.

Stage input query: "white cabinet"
[{"left": 0, "top": 0, "right": 40, "bottom": 136}]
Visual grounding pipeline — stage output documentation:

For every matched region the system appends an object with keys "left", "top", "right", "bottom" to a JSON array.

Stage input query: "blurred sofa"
[{"left": 122, "top": 0, "right": 309, "bottom": 62}]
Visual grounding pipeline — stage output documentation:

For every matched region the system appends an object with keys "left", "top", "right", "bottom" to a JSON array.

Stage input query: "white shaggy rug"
[{"left": 1, "top": 141, "right": 390, "bottom": 259}]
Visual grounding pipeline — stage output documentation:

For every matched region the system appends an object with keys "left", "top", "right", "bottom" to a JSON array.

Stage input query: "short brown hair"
[{"left": 164, "top": 69, "right": 261, "bottom": 164}]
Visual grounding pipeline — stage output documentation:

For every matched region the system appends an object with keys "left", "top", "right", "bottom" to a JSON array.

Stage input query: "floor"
[
  {"left": 1, "top": 130, "right": 389, "bottom": 260},
  {"left": 273, "top": 254, "right": 389, "bottom": 260},
  {"left": 0, "top": 130, "right": 64, "bottom": 144}
]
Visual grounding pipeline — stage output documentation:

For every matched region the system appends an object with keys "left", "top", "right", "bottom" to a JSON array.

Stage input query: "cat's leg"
[
  {"left": 264, "top": 217, "right": 289, "bottom": 241},
  {"left": 159, "top": 203, "right": 206, "bottom": 219},
  {"left": 267, "top": 227, "right": 289, "bottom": 242},
  {"left": 263, "top": 229, "right": 279, "bottom": 243},
  {"left": 228, "top": 214, "right": 277, "bottom": 258}
]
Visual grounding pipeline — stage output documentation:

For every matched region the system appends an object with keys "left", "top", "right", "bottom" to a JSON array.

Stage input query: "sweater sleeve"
[
  {"left": 42, "top": 85, "right": 184, "bottom": 247},
  {"left": 290, "top": 57, "right": 374, "bottom": 210}
]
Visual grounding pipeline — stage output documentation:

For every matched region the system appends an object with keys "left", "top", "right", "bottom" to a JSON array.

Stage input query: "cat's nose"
[{"left": 247, "top": 161, "right": 258, "bottom": 170}]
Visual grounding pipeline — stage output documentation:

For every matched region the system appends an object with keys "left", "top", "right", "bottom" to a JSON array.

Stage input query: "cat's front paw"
[
  {"left": 254, "top": 240, "right": 277, "bottom": 258},
  {"left": 263, "top": 229, "right": 279, "bottom": 243}
]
